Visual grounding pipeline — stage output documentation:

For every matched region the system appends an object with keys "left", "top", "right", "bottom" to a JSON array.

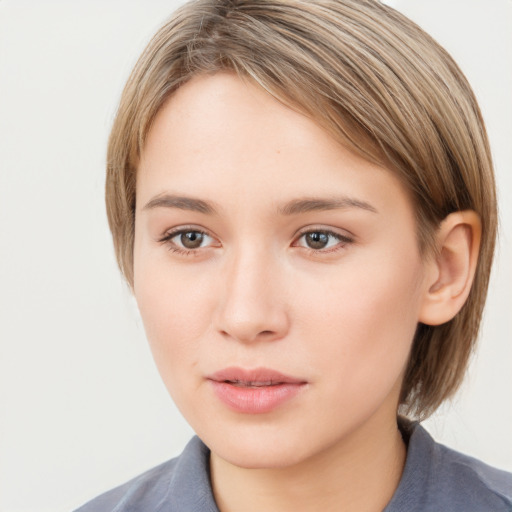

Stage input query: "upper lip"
[{"left": 208, "top": 367, "right": 306, "bottom": 386}]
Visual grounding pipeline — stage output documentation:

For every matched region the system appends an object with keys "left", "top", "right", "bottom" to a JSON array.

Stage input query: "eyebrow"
[
  {"left": 278, "top": 196, "right": 378, "bottom": 215},
  {"left": 142, "top": 194, "right": 378, "bottom": 216},
  {"left": 142, "top": 195, "right": 219, "bottom": 215}
]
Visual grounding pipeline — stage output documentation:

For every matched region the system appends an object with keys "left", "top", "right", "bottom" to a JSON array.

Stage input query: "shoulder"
[
  {"left": 74, "top": 436, "right": 218, "bottom": 512},
  {"left": 74, "top": 458, "right": 178, "bottom": 512},
  {"left": 387, "top": 420, "right": 512, "bottom": 512},
  {"left": 430, "top": 436, "right": 512, "bottom": 510}
]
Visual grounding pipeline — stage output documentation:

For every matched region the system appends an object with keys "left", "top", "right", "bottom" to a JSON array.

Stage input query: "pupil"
[
  {"left": 306, "top": 232, "right": 328, "bottom": 249},
  {"left": 181, "top": 231, "right": 203, "bottom": 249}
]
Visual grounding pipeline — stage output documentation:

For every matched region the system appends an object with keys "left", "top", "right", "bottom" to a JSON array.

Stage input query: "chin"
[
  {"left": 217, "top": 443, "right": 308, "bottom": 470},
  {"left": 197, "top": 422, "right": 318, "bottom": 469}
]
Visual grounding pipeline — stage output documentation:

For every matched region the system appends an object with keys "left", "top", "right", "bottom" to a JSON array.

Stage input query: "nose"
[{"left": 213, "top": 247, "right": 290, "bottom": 344}]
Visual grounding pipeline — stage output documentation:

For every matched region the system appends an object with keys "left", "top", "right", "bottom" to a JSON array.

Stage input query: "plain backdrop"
[{"left": 0, "top": 1, "right": 510, "bottom": 511}]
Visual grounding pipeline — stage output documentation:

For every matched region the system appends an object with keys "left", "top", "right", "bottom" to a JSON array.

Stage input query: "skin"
[{"left": 133, "top": 73, "right": 469, "bottom": 511}]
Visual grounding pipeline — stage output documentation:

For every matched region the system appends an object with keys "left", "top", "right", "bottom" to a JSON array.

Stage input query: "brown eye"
[
  {"left": 305, "top": 232, "right": 329, "bottom": 249},
  {"left": 294, "top": 229, "right": 353, "bottom": 253},
  {"left": 160, "top": 229, "right": 216, "bottom": 253},
  {"left": 180, "top": 231, "right": 205, "bottom": 249}
]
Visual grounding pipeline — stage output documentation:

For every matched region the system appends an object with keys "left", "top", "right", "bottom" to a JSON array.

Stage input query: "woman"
[{"left": 76, "top": 0, "right": 512, "bottom": 510}]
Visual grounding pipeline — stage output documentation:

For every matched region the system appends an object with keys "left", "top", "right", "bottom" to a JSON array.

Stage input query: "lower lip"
[{"left": 209, "top": 381, "right": 305, "bottom": 414}]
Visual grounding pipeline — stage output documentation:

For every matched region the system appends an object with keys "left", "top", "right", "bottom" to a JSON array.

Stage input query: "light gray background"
[{"left": 0, "top": 1, "right": 510, "bottom": 511}]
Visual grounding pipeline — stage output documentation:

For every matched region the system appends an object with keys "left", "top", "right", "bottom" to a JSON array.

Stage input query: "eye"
[
  {"left": 294, "top": 229, "right": 353, "bottom": 253},
  {"left": 159, "top": 228, "right": 217, "bottom": 253}
]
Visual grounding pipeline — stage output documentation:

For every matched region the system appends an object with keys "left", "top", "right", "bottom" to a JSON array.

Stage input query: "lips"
[
  {"left": 207, "top": 367, "right": 307, "bottom": 414},
  {"left": 223, "top": 380, "right": 282, "bottom": 387}
]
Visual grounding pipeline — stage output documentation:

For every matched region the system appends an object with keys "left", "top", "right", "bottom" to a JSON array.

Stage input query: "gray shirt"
[{"left": 75, "top": 422, "right": 512, "bottom": 511}]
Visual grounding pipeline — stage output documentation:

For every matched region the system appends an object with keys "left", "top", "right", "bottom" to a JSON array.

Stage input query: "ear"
[{"left": 419, "top": 210, "right": 482, "bottom": 326}]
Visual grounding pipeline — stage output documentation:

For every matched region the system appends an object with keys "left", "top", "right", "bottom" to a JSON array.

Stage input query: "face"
[{"left": 134, "top": 73, "right": 431, "bottom": 469}]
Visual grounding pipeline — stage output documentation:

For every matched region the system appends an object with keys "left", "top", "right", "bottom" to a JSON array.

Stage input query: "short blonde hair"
[{"left": 106, "top": 0, "right": 497, "bottom": 419}]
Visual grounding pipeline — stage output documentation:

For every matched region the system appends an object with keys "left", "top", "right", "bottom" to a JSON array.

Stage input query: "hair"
[{"left": 106, "top": 0, "right": 497, "bottom": 419}]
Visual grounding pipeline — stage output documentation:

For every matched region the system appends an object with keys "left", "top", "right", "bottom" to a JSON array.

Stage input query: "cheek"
[
  {"left": 294, "top": 254, "right": 424, "bottom": 395},
  {"left": 133, "top": 258, "right": 215, "bottom": 378}
]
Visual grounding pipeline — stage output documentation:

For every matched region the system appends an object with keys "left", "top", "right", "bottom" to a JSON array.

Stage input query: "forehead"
[{"left": 137, "top": 73, "right": 414, "bottom": 222}]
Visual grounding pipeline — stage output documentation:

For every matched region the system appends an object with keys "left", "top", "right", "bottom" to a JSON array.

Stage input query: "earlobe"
[{"left": 419, "top": 211, "right": 481, "bottom": 326}]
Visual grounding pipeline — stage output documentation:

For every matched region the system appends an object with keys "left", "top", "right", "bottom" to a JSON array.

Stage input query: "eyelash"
[
  {"left": 158, "top": 227, "right": 354, "bottom": 256},
  {"left": 294, "top": 229, "right": 354, "bottom": 255},
  {"left": 158, "top": 227, "right": 212, "bottom": 257}
]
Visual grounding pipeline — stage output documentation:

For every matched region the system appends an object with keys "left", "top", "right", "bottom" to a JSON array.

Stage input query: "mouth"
[
  {"left": 222, "top": 379, "right": 286, "bottom": 387},
  {"left": 208, "top": 367, "right": 306, "bottom": 387},
  {"left": 207, "top": 367, "right": 307, "bottom": 414}
]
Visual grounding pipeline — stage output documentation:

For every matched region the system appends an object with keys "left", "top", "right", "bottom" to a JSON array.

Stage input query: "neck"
[{"left": 210, "top": 415, "right": 407, "bottom": 512}]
